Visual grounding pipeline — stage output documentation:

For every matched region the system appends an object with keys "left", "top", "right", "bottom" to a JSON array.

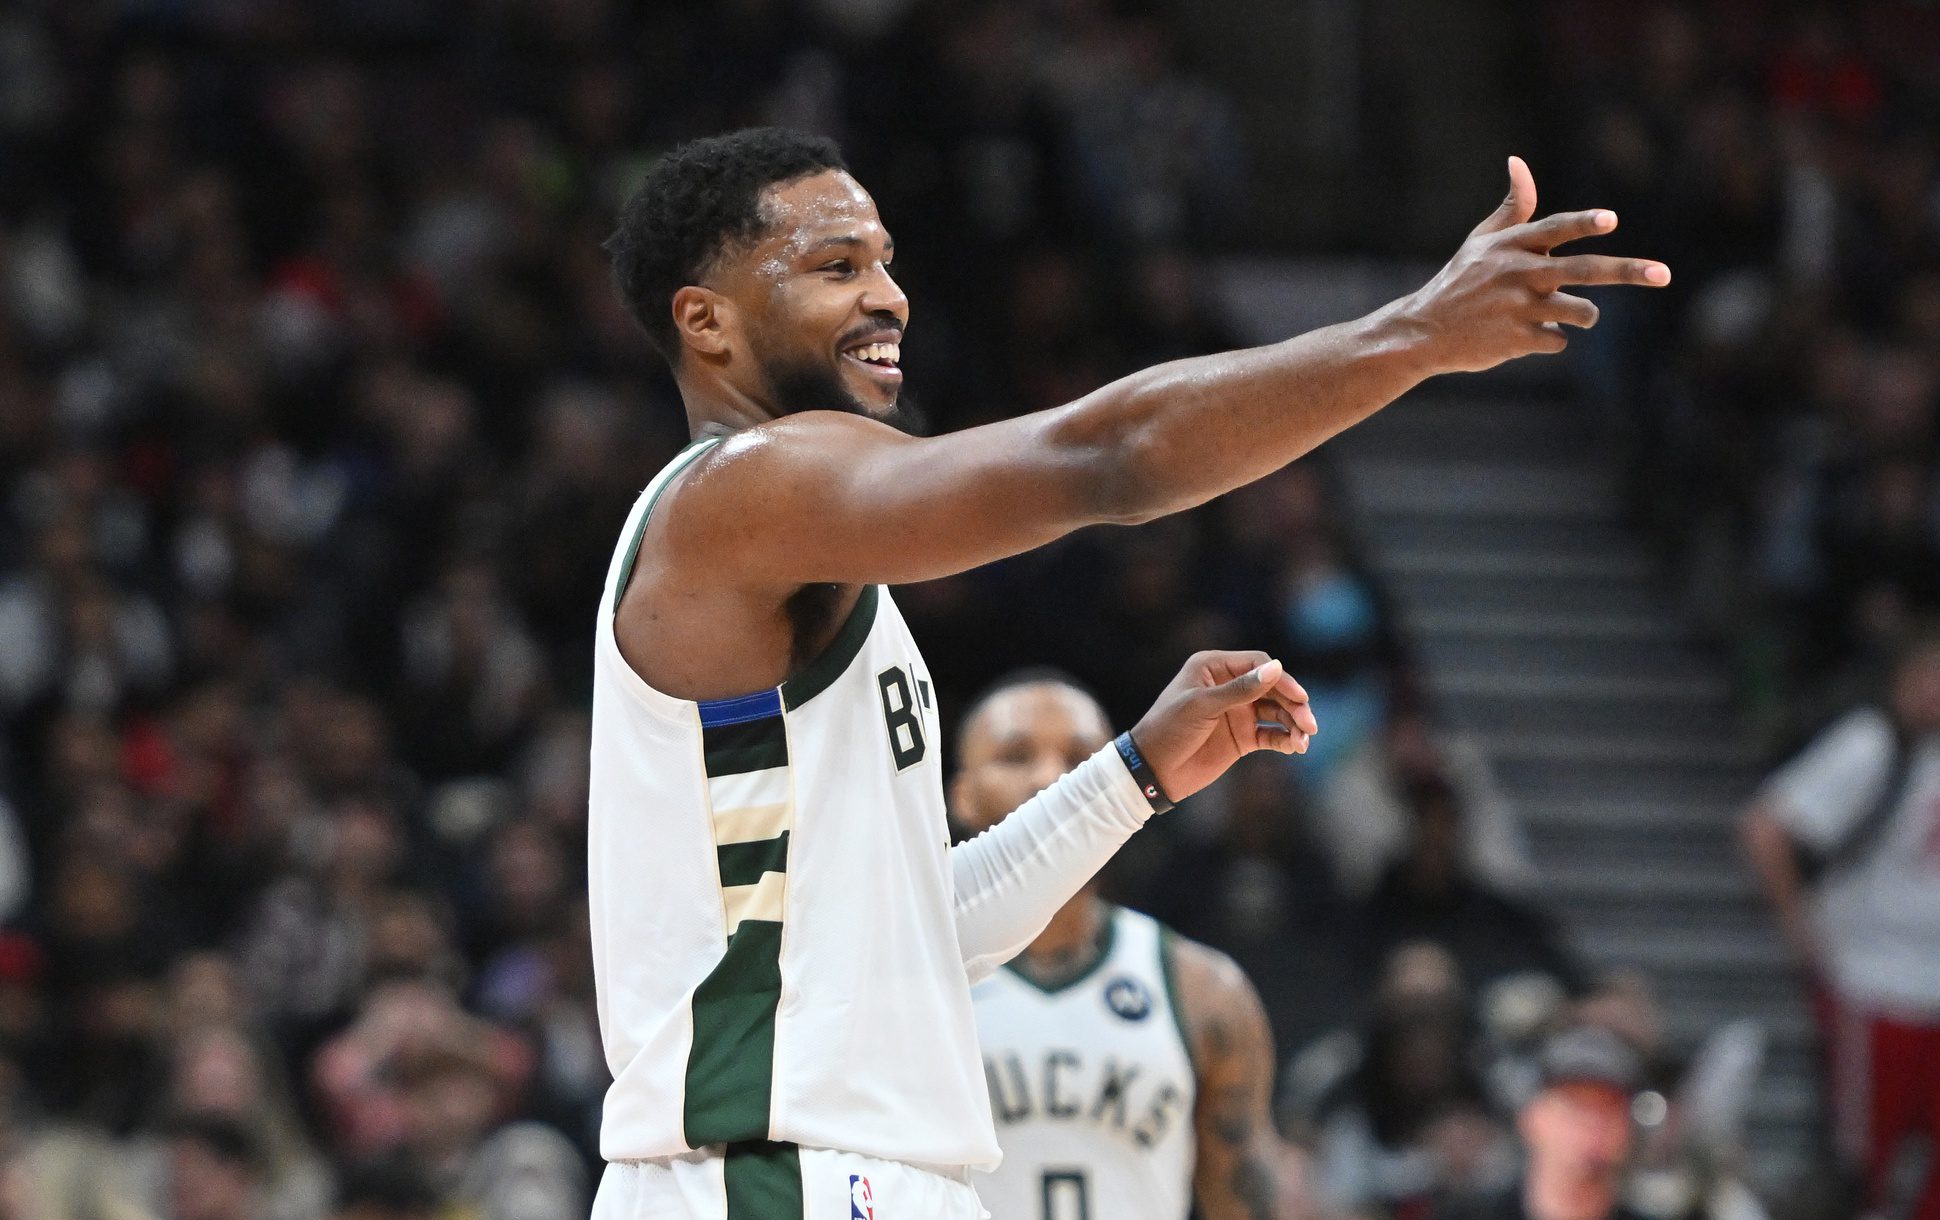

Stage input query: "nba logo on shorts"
[{"left": 848, "top": 1174, "right": 875, "bottom": 1219}]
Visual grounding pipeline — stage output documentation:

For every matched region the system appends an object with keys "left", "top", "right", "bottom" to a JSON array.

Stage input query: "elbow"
[
  {"left": 1082, "top": 428, "right": 1174, "bottom": 526},
  {"left": 1040, "top": 392, "right": 1174, "bottom": 527}
]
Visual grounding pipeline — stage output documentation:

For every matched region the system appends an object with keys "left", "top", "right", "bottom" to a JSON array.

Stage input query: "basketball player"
[
  {"left": 589, "top": 127, "right": 1666, "bottom": 1219},
  {"left": 955, "top": 672, "right": 1300, "bottom": 1220}
]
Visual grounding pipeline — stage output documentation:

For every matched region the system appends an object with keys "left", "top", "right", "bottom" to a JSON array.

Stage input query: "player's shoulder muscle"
[{"left": 1165, "top": 932, "right": 1274, "bottom": 1070}]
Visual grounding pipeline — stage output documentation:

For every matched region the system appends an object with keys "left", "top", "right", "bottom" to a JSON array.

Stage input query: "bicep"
[{"left": 681, "top": 408, "right": 1134, "bottom": 588}]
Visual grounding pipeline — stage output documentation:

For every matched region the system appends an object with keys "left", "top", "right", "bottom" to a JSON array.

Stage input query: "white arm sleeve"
[{"left": 950, "top": 743, "right": 1156, "bottom": 983}]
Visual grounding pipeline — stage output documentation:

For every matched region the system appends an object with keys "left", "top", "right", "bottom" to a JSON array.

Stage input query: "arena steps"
[{"left": 1325, "top": 383, "right": 1815, "bottom": 1191}]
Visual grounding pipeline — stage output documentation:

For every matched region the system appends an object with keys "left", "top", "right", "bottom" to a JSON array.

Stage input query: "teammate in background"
[
  {"left": 590, "top": 125, "right": 1667, "bottom": 1219},
  {"left": 953, "top": 671, "right": 1305, "bottom": 1220}
]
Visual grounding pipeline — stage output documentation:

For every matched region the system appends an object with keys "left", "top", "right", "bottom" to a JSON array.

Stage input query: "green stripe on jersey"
[
  {"left": 703, "top": 740, "right": 791, "bottom": 777},
  {"left": 723, "top": 1140, "right": 803, "bottom": 1218},
  {"left": 1158, "top": 925, "right": 1197, "bottom": 1074},
  {"left": 685, "top": 918, "right": 785, "bottom": 1146},
  {"left": 717, "top": 832, "right": 790, "bottom": 888}
]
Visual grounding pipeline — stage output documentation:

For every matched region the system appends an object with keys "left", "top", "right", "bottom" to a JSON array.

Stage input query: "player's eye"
[{"left": 822, "top": 260, "right": 854, "bottom": 277}]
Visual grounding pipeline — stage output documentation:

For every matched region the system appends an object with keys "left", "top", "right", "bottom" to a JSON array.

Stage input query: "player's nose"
[{"left": 862, "top": 266, "right": 908, "bottom": 322}]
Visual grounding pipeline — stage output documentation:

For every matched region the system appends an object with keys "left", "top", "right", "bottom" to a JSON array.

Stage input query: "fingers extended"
[
  {"left": 1538, "top": 253, "right": 1671, "bottom": 289},
  {"left": 1471, "top": 154, "right": 1538, "bottom": 237},
  {"left": 1514, "top": 208, "right": 1615, "bottom": 251}
]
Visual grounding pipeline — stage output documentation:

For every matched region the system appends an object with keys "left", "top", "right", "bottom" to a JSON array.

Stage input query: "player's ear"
[
  {"left": 673, "top": 285, "right": 732, "bottom": 359},
  {"left": 947, "top": 771, "right": 973, "bottom": 827}
]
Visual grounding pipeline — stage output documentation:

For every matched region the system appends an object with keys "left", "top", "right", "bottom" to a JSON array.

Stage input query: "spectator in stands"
[
  {"left": 1321, "top": 707, "right": 1535, "bottom": 900},
  {"left": 1436, "top": 1025, "right": 1648, "bottom": 1220},
  {"left": 1285, "top": 942, "right": 1515, "bottom": 1218},
  {"left": 1740, "top": 632, "right": 1940, "bottom": 1220},
  {"left": 1364, "top": 775, "right": 1580, "bottom": 995}
]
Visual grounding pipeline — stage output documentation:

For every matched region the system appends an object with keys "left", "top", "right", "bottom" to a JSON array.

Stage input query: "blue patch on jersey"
[
  {"left": 697, "top": 688, "right": 783, "bottom": 727},
  {"left": 1103, "top": 976, "right": 1153, "bottom": 1022}
]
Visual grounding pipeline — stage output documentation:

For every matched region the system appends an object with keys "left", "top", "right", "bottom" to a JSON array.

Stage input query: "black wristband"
[{"left": 1114, "top": 731, "right": 1174, "bottom": 815}]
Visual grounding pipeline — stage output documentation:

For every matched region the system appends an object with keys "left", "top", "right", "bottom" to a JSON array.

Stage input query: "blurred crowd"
[
  {"left": 0, "top": 0, "right": 1888, "bottom": 1218},
  {"left": 1539, "top": 0, "right": 1940, "bottom": 745}
]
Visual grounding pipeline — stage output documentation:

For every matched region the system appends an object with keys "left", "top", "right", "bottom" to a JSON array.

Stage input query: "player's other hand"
[
  {"left": 1129, "top": 650, "right": 1316, "bottom": 801},
  {"left": 1396, "top": 155, "right": 1671, "bottom": 373}
]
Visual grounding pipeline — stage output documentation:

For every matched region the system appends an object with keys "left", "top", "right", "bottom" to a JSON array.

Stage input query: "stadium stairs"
[{"left": 1215, "top": 262, "right": 1818, "bottom": 1189}]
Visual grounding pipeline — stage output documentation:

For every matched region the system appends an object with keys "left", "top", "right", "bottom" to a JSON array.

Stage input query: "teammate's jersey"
[
  {"left": 971, "top": 906, "right": 1197, "bottom": 1220},
  {"left": 588, "top": 438, "right": 1001, "bottom": 1169}
]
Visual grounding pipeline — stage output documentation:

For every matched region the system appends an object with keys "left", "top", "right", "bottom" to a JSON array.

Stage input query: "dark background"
[{"left": 0, "top": 1, "right": 1936, "bottom": 1217}]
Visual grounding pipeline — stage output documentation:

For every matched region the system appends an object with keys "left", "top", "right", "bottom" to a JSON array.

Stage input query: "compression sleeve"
[{"left": 950, "top": 743, "right": 1158, "bottom": 983}]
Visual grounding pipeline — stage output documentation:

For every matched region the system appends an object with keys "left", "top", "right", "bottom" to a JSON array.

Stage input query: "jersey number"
[
  {"left": 1041, "top": 1170, "right": 1090, "bottom": 1220},
  {"left": 876, "top": 666, "right": 928, "bottom": 770}
]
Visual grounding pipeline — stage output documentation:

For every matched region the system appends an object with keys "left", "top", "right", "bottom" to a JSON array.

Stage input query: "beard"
[{"left": 764, "top": 352, "right": 925, "bottom": 436}]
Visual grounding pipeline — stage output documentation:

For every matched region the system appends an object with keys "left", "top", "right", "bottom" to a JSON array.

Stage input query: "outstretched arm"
[
  {"left": 1173, "top": 938, "right": 1307, "bottom": 1220},
  {"left": 673, "top": 157, "right": 1670, "bottom": 590},
  {"left": 953, "top": 652, "right": 1315, "bottom": 981}
]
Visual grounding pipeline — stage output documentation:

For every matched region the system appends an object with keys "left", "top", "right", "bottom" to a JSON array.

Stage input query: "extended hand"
[
  {"left": 1399, "top": 155, "right": 1670, "bottom": 373},
  {"left": 1128, "top": 651, "right": 1317, "bottom": 801}
]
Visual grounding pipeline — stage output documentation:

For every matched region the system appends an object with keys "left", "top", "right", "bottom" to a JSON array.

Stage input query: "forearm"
[
  {"left": 1065, "top": 302, "right": 1435, "bottom": 524},
  {"left": 1198, "top": 1131, "right": 1298, "bottom": 1220},
  {"left": 950, "top": 744, "right": 1154, "bottom": 982},
  {"left": 1740, "top": 805, "right": 1818, "bottom": 963}
]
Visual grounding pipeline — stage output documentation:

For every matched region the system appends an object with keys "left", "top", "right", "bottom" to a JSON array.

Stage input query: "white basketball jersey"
[
  {"left": 587, "top": 438, "right": 1002, "bottom": 1169},
  {"left": 971, "top": 906, "right": 1197, "bottom": 1220}
]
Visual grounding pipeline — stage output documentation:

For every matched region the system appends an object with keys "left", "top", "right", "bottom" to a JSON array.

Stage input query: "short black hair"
[
  {"left": 606, "top": 127, "right": 848, "bottom": 361},
  {"left": 954, "top": 667, "right": 1106, "bottom": 756}
]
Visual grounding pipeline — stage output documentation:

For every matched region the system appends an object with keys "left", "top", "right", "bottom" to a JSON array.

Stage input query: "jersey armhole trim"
[
  {"left": 1158, "top": 925, "right": 1197, "bottom": 1074},
  {"left": 779, "top": 584, "right": 880, "bottom": 710},
  {"left": 610, "top": 437, "right": 721, "bottom": 610}
]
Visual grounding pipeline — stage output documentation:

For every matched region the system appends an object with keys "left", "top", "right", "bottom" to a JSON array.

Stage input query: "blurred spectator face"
[
  {"left": 404, "top": 1056, "right": 499, "bottom": 1164},
  {"left": 165, "top": 953, "right": 248, "bottom": 1038},
  {"left": 1891, "top": 639, "right": 1940, "bottom": 733},
  {"left": 51, "top": 856, "right": 136, "bottom": 944},
  {"left": 951, "top": 681, "right": 1111, "bottom": 835},
  {"left": 171, "top": 1026, "right": 265, "bottom": 1115},
  {"left": 1518, "top": 1082, "right": 1632, "bottom": 1212},
  {"left": 47, "top": 712, "right": 121, "bottom": 793},
  {"left": 490, "top": 824, "right": 566, "bottom": 928},
  {"left": 313, "top": 697, "right": 391, "bottom": 791},
  {"left": 366, "top": 892, "right": 457, "bottom": 984},
  {"left": 1381, "top": 941, "right": 1463, "bottom": 1009},
  {"left": 709, "top": 171, "right": 909, "bottom": 423}
]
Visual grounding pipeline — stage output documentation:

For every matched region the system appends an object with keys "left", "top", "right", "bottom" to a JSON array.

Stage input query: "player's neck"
[
  {"left": 680, "top": 370, "right": 780, "bottom": 437},
  {"left": 1013, "top": 893, "right": 1107, "bottom": 989},
  {"left": 1523, "top": 1169, "right": 1616, "bottom": 1220}
]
